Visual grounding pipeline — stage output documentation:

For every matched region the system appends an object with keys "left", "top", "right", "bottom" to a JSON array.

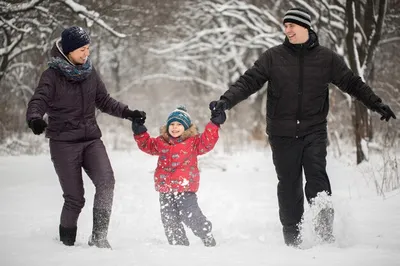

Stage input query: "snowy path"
[{"left": 1, "top": 149, "right": 399, "bottom": 266}]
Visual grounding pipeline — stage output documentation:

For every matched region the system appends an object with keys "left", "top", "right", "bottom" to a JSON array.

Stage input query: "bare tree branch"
[
  {"left": 57, "top": 0, "right": 126, "bottom": 38},
  {"left": 0, "top": 0, "right": 46, "bottom": 15},
  {"left": 379, "top": 37, "right": 400, "bottom": 46}
]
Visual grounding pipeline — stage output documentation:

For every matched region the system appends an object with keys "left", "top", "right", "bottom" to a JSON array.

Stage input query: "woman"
[{"left": 26, "top": 26, "right": 146, "bottom": 249}]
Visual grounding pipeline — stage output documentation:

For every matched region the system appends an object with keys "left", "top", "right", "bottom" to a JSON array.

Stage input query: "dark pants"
[
  {"left": 50, "top": 139, "right": 115, "bottom": 228},
  {"left": 159, "top": 192, "right": 212, "bottom": 245},
  {"left": 269, "top": 130, "right": 332, "bottom": 240}
]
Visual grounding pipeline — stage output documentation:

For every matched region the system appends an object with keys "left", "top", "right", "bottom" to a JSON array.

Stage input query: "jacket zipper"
[
  {"left": 80, "top": 83, "right": 86, "bottom": 140},
  {"left": 296, "top": 45, "right": 304, "bottom": 138}
]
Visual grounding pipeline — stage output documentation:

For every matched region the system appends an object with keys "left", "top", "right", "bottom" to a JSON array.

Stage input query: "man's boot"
[
  {"left": 59, "top": 225, "right": 77, "bottom": 246},
  {"left": 314, "top": 208, "right": 335, "bottom": 243},
  {"left": 283, "top": 225, "right": 301, "bottom": 247},
  {"left": 88, "top": 208, "right": 112, "bottom": 249}
]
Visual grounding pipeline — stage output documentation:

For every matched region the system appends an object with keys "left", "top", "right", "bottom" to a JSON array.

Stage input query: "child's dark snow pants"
[{"left": 159, "top": 192, "right": 212, "bottom": 245}]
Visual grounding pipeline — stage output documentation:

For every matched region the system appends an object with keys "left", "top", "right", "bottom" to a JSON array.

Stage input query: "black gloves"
[
  {"left": 374, "top": 102, "right": 396, "bottom": 122},
  {"left": 28, "top": 118, "right": 47, "bottom": 135},
  {"left": 126, "top": 109, "right": 147, "bottom": 135},
  {"left": 209, "top": 99, "right": 230, "bottom": 112},
  {"left": 132, "top": 117, "right": 147, "bottom": 135},
  {"left": 122, "top": 108, "right": 146, "bottom": 124},
  {"left": 209, "top": 101, "right": 227, "bottom": 125}
]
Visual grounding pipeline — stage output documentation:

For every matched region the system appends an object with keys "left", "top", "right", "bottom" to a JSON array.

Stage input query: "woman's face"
[
  {"left": 68, "top": 44, "right": 90, "bottom": 65},
  {"left": 168, "top": 122, "right": 185, "bottom": 138}
]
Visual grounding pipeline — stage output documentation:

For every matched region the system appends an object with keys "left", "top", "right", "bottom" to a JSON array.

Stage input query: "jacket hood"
[
  {"left": 283, "top": 29, "right": 319, "bottom": 51},
  {"left": 50, "top": 39, "right": 75, "bottom": 65},
  {"left": 160, "top": 123, "right": 198, "bottom": 142}
]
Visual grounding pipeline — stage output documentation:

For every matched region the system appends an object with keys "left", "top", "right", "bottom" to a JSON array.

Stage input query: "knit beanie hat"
[
  {"left": 167, "top": 105, "right": 192, "bottom": 130},
  {"left": 283, "top": 8, "right": 311, "bottom": 29},
  {"left": 61, "top": 26, "right": 91, "bottom": 55}
]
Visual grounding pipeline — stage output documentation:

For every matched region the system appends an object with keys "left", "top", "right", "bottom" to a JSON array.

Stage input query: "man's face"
[{"left": 284, "top": 23, "right": 309, "bottom": 44}]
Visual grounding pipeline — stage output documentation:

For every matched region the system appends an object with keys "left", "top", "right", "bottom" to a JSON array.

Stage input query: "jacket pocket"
[
  {"left": 267, "top": 87, "right": 280, "bottom": 118},
  {"left": 47, "top": 121, "right": 66, "bottom": 136}
]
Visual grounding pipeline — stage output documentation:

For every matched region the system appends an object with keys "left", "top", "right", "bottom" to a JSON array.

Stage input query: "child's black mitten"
[
  {"left": 132, "top": 118, "right": 147, "bottom": 135},
  {"left": 210, "top": 110, "right": 226, "bottom": 125}
]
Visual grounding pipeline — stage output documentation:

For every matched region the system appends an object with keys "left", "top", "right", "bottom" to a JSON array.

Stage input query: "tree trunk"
[
  {"left": 345, "top": 0, "right": 370, "bottom": 164},
  {"left": 353, "top": 101, "right": 370, "bottom": 163}
]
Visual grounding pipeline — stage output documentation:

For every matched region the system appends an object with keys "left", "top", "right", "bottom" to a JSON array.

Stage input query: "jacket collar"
[{"left": 283, "top": 29, "right": 319, "bottom": 52}]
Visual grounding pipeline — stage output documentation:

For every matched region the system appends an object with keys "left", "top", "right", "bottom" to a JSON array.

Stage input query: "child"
[{"left": 131, "top": 105, "right": 226, "bottom": 247}]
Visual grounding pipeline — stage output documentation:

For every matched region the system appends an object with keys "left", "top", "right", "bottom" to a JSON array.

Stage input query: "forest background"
[{"left": 1, "top": 0, "right": 399, "bottom": 167}]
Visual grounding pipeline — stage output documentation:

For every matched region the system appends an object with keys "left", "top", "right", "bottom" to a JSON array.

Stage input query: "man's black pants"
[{"left": 269, "top": 130, "right": 332, "bottom": 242}]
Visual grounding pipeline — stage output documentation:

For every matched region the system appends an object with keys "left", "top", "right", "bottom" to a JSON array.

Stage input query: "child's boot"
[
  {"left": 201, "top": 233, "right": 216, "bottom": 247},
  {"left": 165, "top": 226, "right": 190, "bottom": 246}
]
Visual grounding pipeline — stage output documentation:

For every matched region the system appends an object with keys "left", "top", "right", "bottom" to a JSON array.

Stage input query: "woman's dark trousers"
[{"left": 50, "top": 139, "right": 115, "bottom": 246}]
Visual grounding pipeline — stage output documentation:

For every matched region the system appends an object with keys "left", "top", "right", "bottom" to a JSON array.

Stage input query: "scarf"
[{"left": 48, "top": 57, "right": 92, "bottom": 82}]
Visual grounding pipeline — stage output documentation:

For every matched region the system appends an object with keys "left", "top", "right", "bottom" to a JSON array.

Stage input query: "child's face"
[{"left": 168, "top": 122, "right": 185, "bottom": 138}]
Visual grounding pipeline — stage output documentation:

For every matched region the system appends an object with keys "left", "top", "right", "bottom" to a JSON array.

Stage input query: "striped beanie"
[
  {"left": 283, "top": 8, "right": 311, "bottom": 29},
  {"left": 167, "top": 105, "right": 191, "bottom": 130}
]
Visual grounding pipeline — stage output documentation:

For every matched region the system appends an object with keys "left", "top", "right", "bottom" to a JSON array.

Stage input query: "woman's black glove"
[
  {"left": 28, "top": 118, "right": 47, "bottom": 135},
  {"left": 123, "top": 109, "right": 146, "bottom": 124}
]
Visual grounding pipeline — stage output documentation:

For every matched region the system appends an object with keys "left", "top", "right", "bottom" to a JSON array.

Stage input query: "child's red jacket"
[{"left": 134, "top": 121, "right": 219, "bottom": 193}]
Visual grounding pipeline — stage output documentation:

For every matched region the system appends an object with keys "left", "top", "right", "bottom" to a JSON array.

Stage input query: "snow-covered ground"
[{"left": 1, "top": 145, "right": 399, "bottom": 266}]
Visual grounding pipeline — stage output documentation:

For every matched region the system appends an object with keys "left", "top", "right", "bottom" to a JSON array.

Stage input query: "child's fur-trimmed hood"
[{"left": 160, "top": 123, "right": 198, "bottom": 142}]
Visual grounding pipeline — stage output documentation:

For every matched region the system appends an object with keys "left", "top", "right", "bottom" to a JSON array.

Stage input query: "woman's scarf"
[{"left": 48, "top": 57, "right": 92, "bottom": 82}]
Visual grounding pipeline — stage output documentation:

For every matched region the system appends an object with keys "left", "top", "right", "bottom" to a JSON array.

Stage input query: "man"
[{"left": 210, "top": 8, "right": 396, "bottom": 247}]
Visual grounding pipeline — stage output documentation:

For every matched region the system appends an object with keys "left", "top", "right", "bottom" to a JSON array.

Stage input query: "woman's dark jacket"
[{"left": 26, "top": 41, "right": 128, "bottom": 142}]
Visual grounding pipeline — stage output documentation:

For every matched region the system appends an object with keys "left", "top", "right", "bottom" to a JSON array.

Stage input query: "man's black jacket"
[{"left": 221, "top": 30, "right": 381, "bottom": 137}]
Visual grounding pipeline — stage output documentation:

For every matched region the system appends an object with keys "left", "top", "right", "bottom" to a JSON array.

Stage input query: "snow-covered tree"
[
  {"left": 298, "top": 0, "right": 391, "bottom": 163},
  {"left": 148, "top": 0, "right": 286, "bottom": 142},
  {"left": 0, "top": 0, "right": 126, "bottom": 140},
  {"left": 150, "top": 0, "right": 398, "bottom": 162},
  {"left": 150, "top": 0, "right": 283, "bottom": 93}
]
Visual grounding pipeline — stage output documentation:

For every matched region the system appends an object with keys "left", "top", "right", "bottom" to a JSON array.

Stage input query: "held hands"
[
  {"left": 209, "top": 101, "right": 227, "bottom": 125},
  {"left": 131, "top": 117, "right": 147, "bottom": 135},
  {"left": 29, "top": 118, "right": 47, "bottom": 135},
  {"left": 122, "top": 108, "right": 146, "bottom": 124},
  {"left": 374, "top": 102, "right": 396, "bottom": 122},
  {"left": 122, "top": 108, "right": 147, "bottom": 135},
  {"left": 209, "top": 100, "right": 229, "bottom": 112}
]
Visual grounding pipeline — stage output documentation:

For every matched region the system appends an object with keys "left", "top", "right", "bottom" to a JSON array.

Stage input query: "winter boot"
[
  {"left": 167, "top": 235, "right": 190, "bottom": 246},
  {"left": 164, "top": 222, "right": 190, "bottom": 246},
  {"left": 201, "top": 233, "right": 216, "bottom": 247},
  {"left": 59, "top": 225, "right": 77, "bottom": 246},
  {"left": 283, "top": 225, "right": 301, "bottom": 247},
  {"left": 176, "top": 237, "right": 190, "bottom": 246},
  {"left": 88, "top": 208, "right": 112, "bottom": 249},
  {"left": 314, "top": 208, "right": 335, "bottom": 243}
]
